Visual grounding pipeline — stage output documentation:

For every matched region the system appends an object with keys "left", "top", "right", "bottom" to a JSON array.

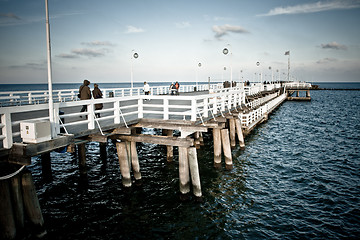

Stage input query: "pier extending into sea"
[{"left": 0, "top": 81, "right": 311, "bottom": 239}]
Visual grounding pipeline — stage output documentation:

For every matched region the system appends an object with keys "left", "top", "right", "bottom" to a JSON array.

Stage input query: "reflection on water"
[{"left": 27, "top": 90, "right": 359, "bottom": 239}]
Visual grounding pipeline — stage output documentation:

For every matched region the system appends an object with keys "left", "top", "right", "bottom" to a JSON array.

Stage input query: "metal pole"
[
  {"left": 131, "top": 51, "right": 134, "bottom": 89},
  {"left": 45, "top": 0, "right": 55, "bottom": 138}
]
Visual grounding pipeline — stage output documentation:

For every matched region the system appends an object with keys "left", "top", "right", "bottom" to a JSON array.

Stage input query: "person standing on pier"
[
  {"left": 92, "top": 84, "right": 103, "bottom": 118},
  {"left": 143, "top": 81, "right": 150, "bottom": 101},
  {"left": 79, "top": 79, "right": 91, "bottom": 116},
  {"left": 175, "top": 81, "right": 180, "bottom": 95}
]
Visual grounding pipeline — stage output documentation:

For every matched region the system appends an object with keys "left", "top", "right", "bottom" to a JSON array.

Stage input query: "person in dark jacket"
[
  {"left": 92, "top": 83, "right": 103, "bottom": 118},
  {"left": 79, "top": 79, "right": 91, "bottom": 116}
]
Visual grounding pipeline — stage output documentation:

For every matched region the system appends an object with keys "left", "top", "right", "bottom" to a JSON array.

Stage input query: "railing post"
[
  {"left": 114, "top": 100, "right": 120, "bottom": 124},
  {"left": 138, "top": 98, "right": 143, "bottom": 118},
  {"left": 164, "top": 98, "right": 169, "bottom": 120},
  {"left": 28, "top": 93, "right": 32, "bottom": 104},
  {"left": 88, "top": 103, "right": 95, "bottom": 130},
  {"left": 203, "top": 98, "right": 208, "bottom": 118},
  {"left": 1, "top": 112, "right": 13, "bottom": 149},
  {"left": 53, "top": 103, "right": 60, "bottom": 135},
  {"left": 191, "top": 99, "right": 197, "bottom": 121}
]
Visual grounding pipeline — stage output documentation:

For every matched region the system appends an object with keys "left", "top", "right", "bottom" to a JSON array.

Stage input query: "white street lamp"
[
  {"left": 130, "top": 50, "right": 139, "bottom": 89},
  {"left": 196, "top": 62, "right": 201, "bottom": 90},
  {"left": 223, "top": 45, "right": 232, "bottom": 82}
]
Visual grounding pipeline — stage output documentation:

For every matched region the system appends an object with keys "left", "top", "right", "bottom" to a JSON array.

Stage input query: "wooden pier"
[{"left": 0, "top": 81, "right": 311, "bottom": 239}]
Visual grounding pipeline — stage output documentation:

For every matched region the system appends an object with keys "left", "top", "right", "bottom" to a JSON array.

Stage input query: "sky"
[{"left": 0, "top": 0, "right": 360, "bottom": 84}]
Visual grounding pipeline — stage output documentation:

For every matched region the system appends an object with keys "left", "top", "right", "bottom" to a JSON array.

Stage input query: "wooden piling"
[
  {"left": 116, "top": 142, "right": 132, "bottom": 187},
  {"left": 41, "top": 152, "right": 52, "bottom": 181},
  {"left": 99, "top": 142, "right": 107, "bottom": 164},
  {"left": 178, "top": 147, "right": 190, "bottom": 195},
  {"left": 229, "top": 118, "right": 236, "bottom": 149},
  {"left": 164, "top": 129, "right": 173, "bottom": 162},
  {"left": 10, "top": 175, "right": 24, "bottom": 230},
  {"left": 0, "top": 179, "right": 16, "bottom": 240},
  {"left": 235, "top": 119, "right": 245, "bottom": 149},
  {"left": 21, "top": 172, "right": 46, "bottom": 237},
  {"left": 213, "top": 128, "right": 222, "bottom": 168},
  {"left": 188, "top": 147, "right": 202, "bottom": 198},
  {"left": 199, "top": 132, "right": 204, "bottom": 146},
  {"left": 78, "top": 143, "right": 87, "bottom": 176},
  {"left": 129, "top": 141, "right": 141, "bottom": 181},
  {"left": 221, "top": 129, "right": 233, "bottom": 170},
  {"left": 194, "top": 132, "right": 201, "bottom": 149}
]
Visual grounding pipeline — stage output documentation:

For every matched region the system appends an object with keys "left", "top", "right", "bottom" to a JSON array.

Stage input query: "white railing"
[
  {"left": 0, "top": 82, "right": 307, "bottom": 149},
  {"left": 0, "top": 83, "right": 221, "bottom": 107},
  {"left": 285, "top": 82, "right": 312, "bottom": 89}
]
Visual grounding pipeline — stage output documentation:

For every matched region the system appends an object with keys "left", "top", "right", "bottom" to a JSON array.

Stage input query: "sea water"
[{"left": 3, "top": 83, "right": 359, "bottom": 239}]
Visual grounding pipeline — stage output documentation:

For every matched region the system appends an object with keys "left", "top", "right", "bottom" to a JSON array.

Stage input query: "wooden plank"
[
  {"left": 112, "top": 127, "right": 132, "bottom": 135},
  {"left": 9, "top": 135, "right": 74, "bottom": 159},
  {"left": 114, "top": 134, "right": 193, "bottom": 147},
  {"left": 132, "top": 122, "right": 208, "bottom": 133}
]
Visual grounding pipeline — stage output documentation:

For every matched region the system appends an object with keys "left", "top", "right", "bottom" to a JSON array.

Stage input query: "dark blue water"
[{"left": 25, "top": 89, "right": 360, "bottom": 239}]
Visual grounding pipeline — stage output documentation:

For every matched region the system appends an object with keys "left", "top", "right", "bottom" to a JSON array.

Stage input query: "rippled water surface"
[{"left": 29, "top": 90, "right": 360, "bottom": 239}]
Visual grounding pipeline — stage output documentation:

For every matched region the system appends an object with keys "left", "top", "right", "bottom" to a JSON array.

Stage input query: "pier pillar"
[
  {"left": 194, "top": 132, "right": 201, "bottom": 149},
  {"left": 0, "top": 179, "right": 16, "bottom": 240},
  {"left": 188, "top": 147, "right": 202, "bottom": 198},
  {"left": 129, "top": 141, "right": 141, "bottom": 182},
  {"left": 21, "top": 172, "right": 46, "bottom": 238},
  {"left": 10, "top": 175, "right": 24, "bottom": 230},
  {"left": 163, "top": 129, "right": 173, "bottom": 162},
  {"left": 213, "top": 128, "right": 222, "bottom": 168},
  {"left": 116, "top": 142, "right": 132, "bottom": 187},
  {"left": 221, "top": 129, "right": 233, "bottom": 170},
  {"left": 296, "top": 91, "right": 299, "bottom": 97},
  {"left": 78, "top": 143, "right": 87, "bottom": 176},
  {"left": 199, "top": 132, "right": 204, "bottom": 146},
  {"left": 41, "top": 152, "right": 52, "bottom": 181},
  {"left": 235, "top": 119, "right": 245, "bottom": 149},
  {"left": 178, "top": 146, "right": 190, "bottom": 196},
  {"left": 100, "top": 142, "right": 107, "bottom": 165},
  {"left": 306, "top": 90, "right": 310, "bottom": 97},
  {"left": 229, "top": 118, "right": 236, "bottom": 149}
]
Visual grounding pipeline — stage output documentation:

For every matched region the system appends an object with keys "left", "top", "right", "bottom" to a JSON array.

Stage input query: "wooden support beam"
[
  {"left": 21, "top": 171, "right": 46, "bottom": 237},
  {"left": 188, "top": 147, "right": 202, "bottom": 198},
  {"left": 213, "top": 128, "right": 222, "bottom": 168},
  {"left": 229, "top": 118, "right": 236, "bottom": 149},
  {"left": 163, "top": 129, "right": 173, "bottom": 162},
  {"left": 0, "top": 179, "right": 16, "bottom": 239},
  {"left": 10, "top": 174, "right": 25, "bottom": 230},
  {"left": 115, "top": 134, "right": 194, "bottom": 147},
  {"left": 129, "top": 141, "right": 141, "bottom": 181},
  {"left": 221, "top": 129, "right": 233, "bottom": 170},
  {"left": 179, "top": 147, "right": 190, "bottom": 195},
  {"left": 116, "top": 142, "right": 131, "bottom": 187},
  {"left": 132, "top": 122, "right": 208, "bottom": 133},
  {"left": 235, "top": 119, "right": 245, "bottom": 149},
  {"left": 78, "top": 143, "right": 87, "bottom": 176},
  {"left": 112, "top": 127, "right": 132, "bottom": 135}
]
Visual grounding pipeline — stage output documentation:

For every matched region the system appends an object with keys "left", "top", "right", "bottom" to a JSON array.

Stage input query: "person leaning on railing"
[{"left": 79, "top": 79, "right": 91, "bottom": 117}]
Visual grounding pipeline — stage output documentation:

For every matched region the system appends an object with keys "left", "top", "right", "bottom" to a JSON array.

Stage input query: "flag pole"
[{"left": 45, "top": 0, "right": 55, "bottom": 138}]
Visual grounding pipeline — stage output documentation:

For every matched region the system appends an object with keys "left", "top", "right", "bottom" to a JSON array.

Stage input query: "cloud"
[
  {"left": 71, "top": 48, "right": 109, "bottom": 58},
  {"left": 320, "top": 41, "right": 347, "bottom": 50},
  {"left": 81, "top": 41, "right": 116, "bottom": 47},
  {"left": 125, "top": 25, "right": 145, "bottom": 33},
  {"left": 175, "top": 21, "right": 191, "bottom": 28},
  {"left": 56, "top": 53, "right": 79, "bottom": 59},
  {"left": 212, "top": 24, "right": 249, "bottom": 39},
  {"left": 258, "top": 0, "right": 360, "bottom": 16},
  {"left": 0, "top": 13, "right": 21, "bottom": 20},
  {"left": 316, "top": 57, "right": 338, "bottom": 64},
  {"left": 9, "top": 62, "right": 46, "bottom": 70}
]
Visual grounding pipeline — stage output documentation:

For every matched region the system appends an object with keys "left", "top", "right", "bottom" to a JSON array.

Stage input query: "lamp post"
[
  {"left": 256, "top": 61, "right": 261, "bottom": 83},
  {"left": 196, "top": 62, "right": 201, "bottom": 90},
  {"left": 223, "top": 45, "right": 232, "bottom": 82},
  {"left": 45, "top": 0, "right": 55, "bottom": 138},
  {"left": 269, "top": 66, "right": 273, "bottom": 83},
  {"left": 131, "top": 50, "right": 139, "bottom": 89}
]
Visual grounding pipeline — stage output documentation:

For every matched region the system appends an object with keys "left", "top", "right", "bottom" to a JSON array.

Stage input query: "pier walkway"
[{"left": 0, "top": 81, "right": 311, "bottom": 238}]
